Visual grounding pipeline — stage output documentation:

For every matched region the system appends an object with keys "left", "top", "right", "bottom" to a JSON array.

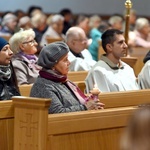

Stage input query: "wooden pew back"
[
  {"left": 19, "top": 84, "right": 32, "bottom": 96},
  {"left": 46, "top": 37, "right": 63, "bottom": 44},
  {"left": 99, "top": 89, "right": 150, "bottom": 108},
  {"left": 12, "top": 96, "right": 138, "bottom": 150},
  {"left": 68, "top": 71, "right": 88, "bottom": 82},
  {"left": 0, "top": 100, "right": 14, "bottom": 150},
  {"left": 47, "top": 107, "right": 137, "bottom": 150},
  {"left": 0, "top": 35, "right": 11, "bottom": 41},
  {"left": 1, "top": 89, "right": 150, "bottom": 150}
]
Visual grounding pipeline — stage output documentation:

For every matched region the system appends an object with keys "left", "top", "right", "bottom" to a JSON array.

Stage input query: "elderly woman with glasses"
[{"left": 9, "top": 28, "right": 41, "bottom": 85}]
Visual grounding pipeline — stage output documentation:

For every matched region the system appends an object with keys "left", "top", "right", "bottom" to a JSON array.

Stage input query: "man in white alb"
[{"left": 85, "top": 29, "right": 139, "bottom": 93}]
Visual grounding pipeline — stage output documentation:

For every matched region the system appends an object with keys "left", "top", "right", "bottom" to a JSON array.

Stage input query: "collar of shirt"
[
  {"left": 100, "top": 54, "right": 124, "bottom": 70},
  {"left": 70, "top": 48, "right": 84, "bottom": 59}
]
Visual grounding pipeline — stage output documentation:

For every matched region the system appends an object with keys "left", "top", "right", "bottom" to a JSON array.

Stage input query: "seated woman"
[
  {"left": 30, "top": 41, "right": 104, "bottom": 113},
  {"left": 129, "top": 18, "right": 150, "bottom": 48},
  {"left": 0, "top": 37, "right": 20, "bottom": 100},
  {"left": 9, "top": 28, "right": 41, "bottom": 85}
]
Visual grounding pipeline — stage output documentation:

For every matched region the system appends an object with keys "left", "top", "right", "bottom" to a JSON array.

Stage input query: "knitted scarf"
[
  {"left": 39, "top": 69, "right": 89, "bottom": 104},
  {"left": 0, "top": 65, "right": 11, "bottom": 81}
]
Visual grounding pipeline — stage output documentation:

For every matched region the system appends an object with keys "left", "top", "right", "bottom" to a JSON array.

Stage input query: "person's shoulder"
[
  {"left": 35, "top": 77, "right": 60, "bottom": 87},
  {"left": 121, "top": 61, "right": 135, "bottom": 73},
  {"left": 89, "top": 60, "right": 106, "bottom": 72},
  {"left": 12, "top": 58, "right": 23, "bottom": 65},
  {"left": 95, "top": 60, "right": 108, "bottom": 67},
  {"left": 145, "top": 60, "right": 150, "bottom": 66},
  {"left": 12, "top": 57, "right": 29, "bottom": 68},
  {"left": 121, "top": 61, "right": 132, "bottom": 68},
  {"left": 140, "top": 60, "right": 150, "bottom": 72}
]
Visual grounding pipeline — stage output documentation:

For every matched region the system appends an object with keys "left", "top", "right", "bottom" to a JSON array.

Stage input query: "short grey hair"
[
  {"left": 89, "top": 15, "right": 101, "bottom": 28},
  {"left": 2, "top": 13, "right": 17, "bottom": 26},
  {"left": 9, "top": 28, "right": 35, "bottom": 54},
  {"left": 108, "top": 16, "right": 123, "bottom": 26},
  {"left": 49, "top": 14, "right": 64, "bottom": 25},
  {"left": 135, "top": 18, "right": 149, "bottom": 30}
]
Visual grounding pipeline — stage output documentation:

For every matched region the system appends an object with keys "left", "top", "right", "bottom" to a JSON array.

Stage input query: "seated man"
[
  {"left": 85, "top": 29, "right": 139, "bottom": 93},
  {"left": 138, "top": 51, "right": 150, "bottom": 89},
  {"left": 65, "top": 26, "right": 96, "bottom": 71}
]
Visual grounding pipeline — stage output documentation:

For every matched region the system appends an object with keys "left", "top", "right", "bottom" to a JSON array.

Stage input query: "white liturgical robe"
[{"left": 85, "top": 55, "right": 139, "bottom": 93}]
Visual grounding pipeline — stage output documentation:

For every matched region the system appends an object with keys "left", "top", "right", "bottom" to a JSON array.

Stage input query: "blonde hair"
[{"left": 9, "top": 28, "right": 35, "bottom": 54}]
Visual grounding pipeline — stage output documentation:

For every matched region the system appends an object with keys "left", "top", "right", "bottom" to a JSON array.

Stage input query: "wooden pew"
[
  {"left": 121, "top": 56, "right": 137, "bottom": 68},
  {"left": 0, "top": 35, "right": 11, "bottom": 41},
  {"left": 12, "top": 96, "right": 138, "bottom": 150},
  {"left": 99, "top": 89, "right": 150, "bottom": 108},
  {"left": 0, "top": 97, "right": 51, "bottom": 150},
  {"left": 68, "top": 71, "right": 88, "bottom": 82},
  {"left": 0, "top": 100, "right": 14, "bottom": 150},
  {"left": 67, "top": 71, "right": 88, "bottom": 92},
  {"left": 46, "top": 37, "right": 63, "bottom": 44},
  {"left": 74, "top": 81, "right": 86, "bottom": 93},
  {"left": 19, "top": 84, "right": 33, "bottom": 96},
  {"left": 1, "top": 89, "right": 150, "bottom": 150}
]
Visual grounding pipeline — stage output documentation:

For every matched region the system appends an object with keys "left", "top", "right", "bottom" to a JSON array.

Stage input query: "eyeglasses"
[{"left": 22, "top": 39, "right": 36, "bottom": 46}]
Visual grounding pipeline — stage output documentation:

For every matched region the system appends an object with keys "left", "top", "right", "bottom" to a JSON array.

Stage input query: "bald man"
[{"left": 65, "top": 26, "right": 96, "bottom": 71}]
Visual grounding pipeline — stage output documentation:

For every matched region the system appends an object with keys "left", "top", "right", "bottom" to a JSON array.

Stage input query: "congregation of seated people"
[{"left": 1, "top": 6, "right": 150, "bottom": 114}]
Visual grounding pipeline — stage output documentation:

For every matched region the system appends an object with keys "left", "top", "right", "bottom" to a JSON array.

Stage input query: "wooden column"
[{"left": 12, "top": 96, "right": 51, "bottom": 150}]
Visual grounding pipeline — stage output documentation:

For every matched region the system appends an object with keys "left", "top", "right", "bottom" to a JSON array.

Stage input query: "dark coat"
[{"left": 0, "top": 78, "right": 20, "bottom": 100}]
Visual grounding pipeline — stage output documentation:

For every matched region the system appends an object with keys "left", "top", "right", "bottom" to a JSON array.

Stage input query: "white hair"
[
  {"left": 9, "top": 28, "right": 35, "bottom": 54},
  {"left": 89, "top": 15, "right": 101, "bottom": 28},
  {"left": 108, "top": 15, "right": 123, "bottom": 26},
  {"left": 135, "top": 18, "right": 149, "bottom": 30},
  {"left": 18, "top": 16, "right": 30, "bottom": 27},
  {"left": 2, "top": 13, "right": 17, "bottom": 26},
  {"left": 50, "top": 14, "right": 64, "bottom": 24}
]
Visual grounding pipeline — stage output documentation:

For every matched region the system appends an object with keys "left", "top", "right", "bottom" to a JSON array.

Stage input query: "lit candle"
[
  {"left": 90, "top": 84, "right": 100, "bottom": 95},
  {"left": 90, "top": 84, "right": 100, "bottom": 101}
]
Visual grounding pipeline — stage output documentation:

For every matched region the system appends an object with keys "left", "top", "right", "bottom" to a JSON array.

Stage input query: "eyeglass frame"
[{"left": 22, "top": 39, "right": 36, "bottom": 45}]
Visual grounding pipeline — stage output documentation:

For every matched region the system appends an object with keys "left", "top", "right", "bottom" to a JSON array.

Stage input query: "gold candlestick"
[{"left": 124, "top": 0, "right": 133, "bottom": 56}]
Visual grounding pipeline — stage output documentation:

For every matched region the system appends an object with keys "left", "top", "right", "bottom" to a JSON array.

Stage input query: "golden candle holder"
[{"left": 124, "top": 0, "right": 133, "bottom": 56}]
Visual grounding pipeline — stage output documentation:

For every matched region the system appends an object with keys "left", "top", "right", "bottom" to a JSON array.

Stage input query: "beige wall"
[{"left": 0, "top": 0, "right": 148, "bottom": 16}]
